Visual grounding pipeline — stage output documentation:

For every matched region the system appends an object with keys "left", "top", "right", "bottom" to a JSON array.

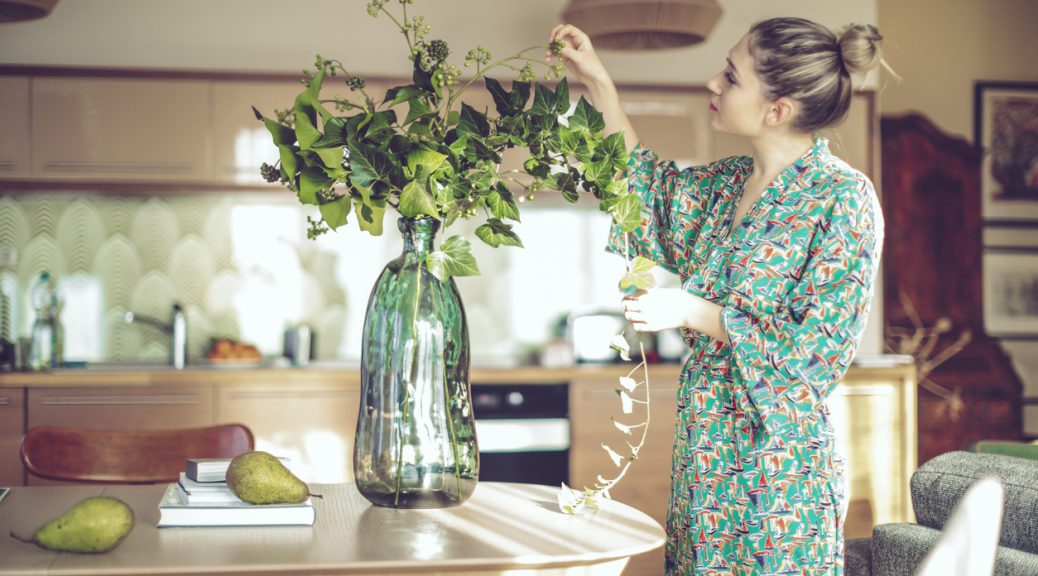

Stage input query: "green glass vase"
[{"left": 354, "top": 217, "right": 478, "bottom": 508}]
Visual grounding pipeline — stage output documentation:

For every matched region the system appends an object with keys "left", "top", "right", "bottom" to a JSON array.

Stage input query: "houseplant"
[{"left": 254, "top": 0, "right": 647, "bottom": 509}]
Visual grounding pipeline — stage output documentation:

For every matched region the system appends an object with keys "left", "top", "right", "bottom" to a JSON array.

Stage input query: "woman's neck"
[{"left": 748, "top": 132, "right": 815, "bottom": 183}]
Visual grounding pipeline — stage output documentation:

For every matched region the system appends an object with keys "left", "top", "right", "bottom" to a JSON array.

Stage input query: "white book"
[
  {"left": 175, "top": 479, "right": 243, "bottom": 505},
  {"left": 185, "top": 456, "right": 290, "bottom": 483},
  {"left": 157, "top": 484, "right": 315, "bottom": 527}
]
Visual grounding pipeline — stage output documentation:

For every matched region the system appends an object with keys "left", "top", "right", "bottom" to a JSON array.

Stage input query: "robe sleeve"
[
  {"left": 606, "top": 145, "right": 729, "bottom": 275},
  {"left": 722, "top": 178, "right": 884, "bottom": 440}
]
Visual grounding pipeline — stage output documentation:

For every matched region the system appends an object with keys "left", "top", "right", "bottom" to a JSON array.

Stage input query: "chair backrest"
[{"left": 21, "top": 424, "right": 254, "bottom": 484}]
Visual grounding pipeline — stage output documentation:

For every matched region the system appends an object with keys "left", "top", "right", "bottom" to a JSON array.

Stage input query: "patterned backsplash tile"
[{"left": 0, "top": 193, "right": 638, "bottom": 364}]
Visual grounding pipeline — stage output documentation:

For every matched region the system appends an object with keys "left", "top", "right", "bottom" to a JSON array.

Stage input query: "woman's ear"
[{"left": 765, "top": 97, "right": 797, "bottom": 128}]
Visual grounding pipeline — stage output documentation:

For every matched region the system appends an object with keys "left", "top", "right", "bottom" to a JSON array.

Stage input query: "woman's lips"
[{"left": 709, "top": 103, "right": 718, "bottom": 112}]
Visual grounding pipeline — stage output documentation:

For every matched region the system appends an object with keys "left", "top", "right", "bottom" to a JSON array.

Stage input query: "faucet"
[{"left": 123, "top": 303, "right": 188, "bottom": 369}]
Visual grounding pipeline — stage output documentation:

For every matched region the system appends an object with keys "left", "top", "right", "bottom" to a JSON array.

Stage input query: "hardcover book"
[{"left": 157, "top": 484, "right": 315, "bottom": 527}]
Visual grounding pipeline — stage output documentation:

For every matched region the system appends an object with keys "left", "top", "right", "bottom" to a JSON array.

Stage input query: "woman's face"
[{"left": 705, "top": 33, "right": 773, "bottom": 137}]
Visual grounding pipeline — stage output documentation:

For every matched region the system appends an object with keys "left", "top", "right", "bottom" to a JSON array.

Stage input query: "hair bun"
[{"left": 838, "top": 23, "right": 883, "bottom": 75}]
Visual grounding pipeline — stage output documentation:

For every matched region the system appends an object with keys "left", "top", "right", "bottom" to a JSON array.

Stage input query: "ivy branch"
[{"left": 559, "top": 238, "right": 658, "bottom": 515}]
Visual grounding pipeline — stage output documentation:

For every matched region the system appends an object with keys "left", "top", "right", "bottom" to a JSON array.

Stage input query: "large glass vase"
[{"left": 354, "top": 217, "right": 478, "bottom": 508}]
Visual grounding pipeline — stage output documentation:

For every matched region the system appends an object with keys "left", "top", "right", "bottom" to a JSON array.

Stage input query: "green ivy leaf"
[
  {"left": 278, "top": 145, "right": 299, "bottom": 180},
  {"left": 319, "top": 193, "right": 351, "bottom": 230},
  {"left": 348, "top": 143, "right": 393, "bottom": 188},
  {"left": 568, "top": 96, "right": 605, "bottom": 134},
  {"left": 383, "top": 85, "right": 422, "bottom": 108},
  {"left": 404, "top": 97, "right": 434, "bottom": 126},
  {"left": 487, "top": 184, "right": 520, "bottom": 221},
  {"left": 426, "top": 235, "right": 480, "bottom": 282},
  {"left": 475, "top": 218, "right": 523, "bottom": 248},
  {"left": 457, "top": 102, "right": 491, "bottom": 138},
  {"left": 485, "top": 77, "right": 515, "bottom": 117},
  {"left": 294, "top": 90, "right": 322, "bottom": 150},
  {"left": 399, "top": 180, "right": 439, "bottom": 219},
  {"left": 613, "top": 193, "right": 642, "bottom": 233},
  {"left": 619, "top": 256, "right": 657, "bottom": 294},
  {"left": 354, "top": 197, "right": 385, "bottom": 236},
  {"left": 406, "top": 147, "right": 448, "bottom": 179},
  {"left": 553, "top": 77, "right": 570, "bottom": 115},
  {"left": 530, "top": 83, "right": 557, "bottom": 117},
  {"left": 312, "top": 117, "right": 347, "bottom": 148},
  {"left": 299, "top": 168, "right": 331, "bottom": 206},
  {"left": 253, "top": 107, "right": 295, "bottom": 146},
  {"left": 595, "top": 131, "right": 628, "bottom": 173}
]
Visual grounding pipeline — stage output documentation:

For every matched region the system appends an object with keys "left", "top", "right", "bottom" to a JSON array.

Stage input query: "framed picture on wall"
[
  {"left": 975, "top": 81, "right": 1038, "bottom": 222},
  {"left": 984, "top": 249, "right": 1038, "bottom": 336}
]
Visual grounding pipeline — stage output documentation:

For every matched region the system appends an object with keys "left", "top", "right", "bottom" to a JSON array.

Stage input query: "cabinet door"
[
  {"left": 32, "top": 78, "right": 211, "bottom": 182},
  {"left": 216, "top": 379, "right": 360, "bottom": 484},
  {"left": 0, "top": 388, "right": 25, "bottom": 486},
  {"left": 0, "top": 77, "right": 30, "bottom": 179},
  {"left": 212, "top": 80, "right": 304, "bottom": 186},
  {"left": 26, "top": 384, "right": 214, "bottom": 485},
  {"left": 570, "top": 365, "right": 680, "bottom": 576}
]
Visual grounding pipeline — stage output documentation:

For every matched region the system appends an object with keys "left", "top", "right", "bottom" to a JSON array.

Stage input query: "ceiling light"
[{"left": 561, "top": 0, "right": 723, "bottom": 50}]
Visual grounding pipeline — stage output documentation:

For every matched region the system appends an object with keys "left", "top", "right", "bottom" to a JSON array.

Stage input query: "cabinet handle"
[
  {"left": 0, "top": 161, "right": 13, "bottom": 172},
  {"left": 42, "top": 162, "right": 194, "bottom": 175},
  {"left": 39, "top": 394, "right": 200, "bottom": 406},
  {"left": 0, "top": 397, "right": 9, "bottom": 406}
]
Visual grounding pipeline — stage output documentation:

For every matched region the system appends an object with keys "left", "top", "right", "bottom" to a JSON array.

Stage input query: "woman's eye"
[{"left": 725, "top": 72, "right": 736, "bottom": 85}]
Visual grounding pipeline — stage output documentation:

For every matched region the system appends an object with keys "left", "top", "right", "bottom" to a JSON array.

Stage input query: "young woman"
[{"left": 550, "top": 17, "right": 888, "bottom": 575}]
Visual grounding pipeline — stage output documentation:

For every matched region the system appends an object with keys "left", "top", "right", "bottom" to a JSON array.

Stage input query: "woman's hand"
[
  {"left": 622, "top": 289, "right": 730, "bottom": 344},
  {"left": 547, "top": 24, "right": 611, "bottom": 90}
]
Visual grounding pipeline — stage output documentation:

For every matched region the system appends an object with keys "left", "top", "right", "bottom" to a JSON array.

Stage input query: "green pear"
[
  {"left": 10, "top": 496, "right": 134, "bottom": 554},
  {"left": 225, "top": 451, "right": 316, "bottom": 504}
]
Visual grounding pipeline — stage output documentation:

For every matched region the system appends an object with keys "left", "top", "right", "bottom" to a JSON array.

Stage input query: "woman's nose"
[{"left": 705, "top": 73, "right": 722, "bottom": 95}]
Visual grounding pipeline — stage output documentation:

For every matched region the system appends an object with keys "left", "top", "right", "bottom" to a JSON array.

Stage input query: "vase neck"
[{"left": 398, "top": 217, "right": 440, "bottom": 256}]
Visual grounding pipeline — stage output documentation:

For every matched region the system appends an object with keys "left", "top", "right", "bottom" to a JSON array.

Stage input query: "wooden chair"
[{"left": 20, "top": 424, "right": 254, "bottom": 484}]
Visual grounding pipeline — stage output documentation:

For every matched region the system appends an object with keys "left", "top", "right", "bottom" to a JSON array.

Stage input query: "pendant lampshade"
[
  {"left": 0, "top": 0, "right": 58, "bottom": 23},
  {"left": 561, "top": 0, "right": 723, "bottom": 50}
]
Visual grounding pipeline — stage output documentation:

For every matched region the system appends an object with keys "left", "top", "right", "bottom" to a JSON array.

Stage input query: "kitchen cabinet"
[
  {"left": 215, "top": 378, "right": 361, "bottom": 483},
  {"left": 212, "top": 80, "right": 305, "bottom": 186},
  {"left": 31, "top": 78, "right": 211, "bottom": 183},
  {"left": 25, "top": 383, "right": 215, "bottom": 485},
  {"left": 0, "top": 77, "right": 30, "bottom": 179},
  {"left": 0, "top": 388, "right": 25, "bottom": 485}
]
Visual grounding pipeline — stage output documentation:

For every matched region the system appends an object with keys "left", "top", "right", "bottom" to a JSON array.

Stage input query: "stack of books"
[{"left": 157, "top": 457, "right": 315, "bottom": 527}]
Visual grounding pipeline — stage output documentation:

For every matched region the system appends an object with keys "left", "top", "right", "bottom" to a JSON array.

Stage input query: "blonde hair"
[{"left": 748, "top": 18, "right": 886, "bottom": 132}]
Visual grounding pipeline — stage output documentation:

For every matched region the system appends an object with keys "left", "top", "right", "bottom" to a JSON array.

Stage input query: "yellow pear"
[
  {"left": 225, "top": 451, "right": 316, "bottom": 504},
  {"left": 10, "top": 496, "right": 134, "bottom": 554}
]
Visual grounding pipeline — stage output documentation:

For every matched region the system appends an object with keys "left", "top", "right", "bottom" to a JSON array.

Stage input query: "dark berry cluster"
[
  {"left": 426, "top": 39, "right": 449, "bottom": 63},
  {"left": 346, "top": 75, "right": 366, "bottom": 91},
  {"left": 260, "top": 163, "right": 279, "bottom": 183},
  {"left": 550, "top": 39, "right": 565, "bottom": 56}
]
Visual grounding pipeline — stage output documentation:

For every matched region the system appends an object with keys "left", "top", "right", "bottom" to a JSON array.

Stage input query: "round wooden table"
[{"left": 0, "top": 482, "right": 665, "bottom": 575}]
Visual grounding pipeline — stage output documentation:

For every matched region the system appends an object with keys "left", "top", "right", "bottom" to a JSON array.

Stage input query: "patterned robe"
[{"left": 607, "top": 138, "right": 883, "bottom": 575}]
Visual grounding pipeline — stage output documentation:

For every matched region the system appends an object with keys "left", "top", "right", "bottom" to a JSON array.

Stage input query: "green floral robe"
[{"left": 608, "top": 138, "right": 883, "bottom": 575}]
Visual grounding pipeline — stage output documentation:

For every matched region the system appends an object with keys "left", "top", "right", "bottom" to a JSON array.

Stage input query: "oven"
[{"left": 472, "top": 383, "right": 569, "bottom": 486}]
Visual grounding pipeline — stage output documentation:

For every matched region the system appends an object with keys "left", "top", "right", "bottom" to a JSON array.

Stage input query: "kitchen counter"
[{"left": 0, "top": 362, "right": 689, "bottom": 388}]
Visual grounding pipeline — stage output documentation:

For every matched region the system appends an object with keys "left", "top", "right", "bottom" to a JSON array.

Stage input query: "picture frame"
[
  {"left": 984, "top": 249, "right": 1038, "bottom": 336},
  {"left": 975, "top": 81, "right": 1038, "bottom": 222}
]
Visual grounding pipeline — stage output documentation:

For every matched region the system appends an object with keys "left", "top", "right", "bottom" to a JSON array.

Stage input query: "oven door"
[{"left": 472, "top": 383, "right": 569, "bottom": 486}]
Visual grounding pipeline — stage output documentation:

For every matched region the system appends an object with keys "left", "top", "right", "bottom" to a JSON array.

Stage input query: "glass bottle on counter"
[{"left": 28, "top": 271, "right": 62, "bottom": 371}]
